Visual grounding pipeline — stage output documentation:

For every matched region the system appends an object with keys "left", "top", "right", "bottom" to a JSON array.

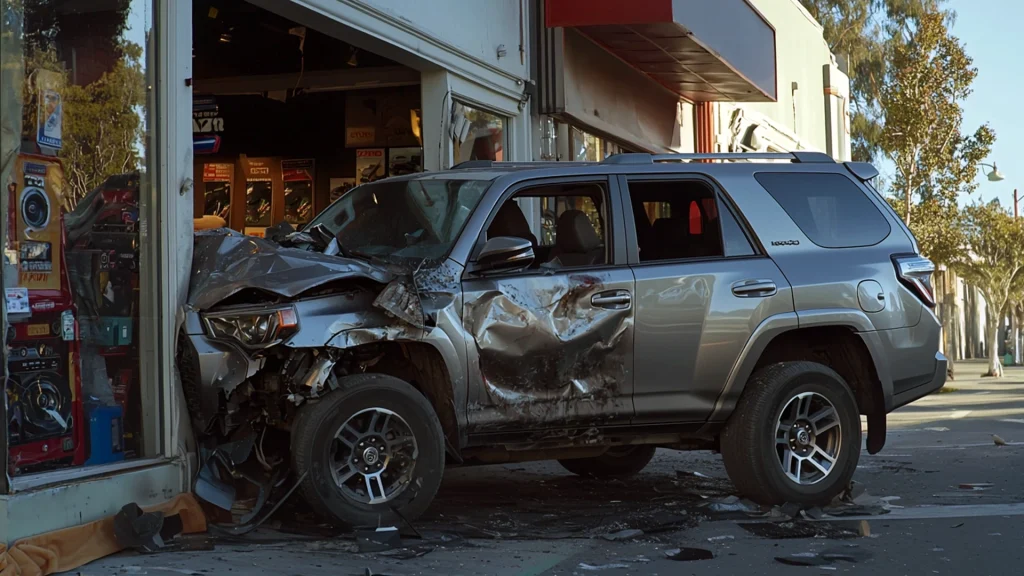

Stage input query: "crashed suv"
[{"left": 179, "top": 152, "right": 946, "bottom": 527}]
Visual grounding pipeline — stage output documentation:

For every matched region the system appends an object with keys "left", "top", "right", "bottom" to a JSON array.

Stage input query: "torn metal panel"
[
  {"left": 374, "top": 279, "right": 427, "bottom": 329},
  {"left": 463, "top": 272, "right": 635, "bottom": 430},
  {"left": 187, "top": 229, "right": 393, "bottom": 310},
  {"left": 327, "top": 326, "right": 428, "bottom": 349}
]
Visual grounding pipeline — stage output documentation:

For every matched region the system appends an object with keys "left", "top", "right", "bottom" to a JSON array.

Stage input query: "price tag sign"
[{"left": 6, "top": 287, "right": 29, "bottom": 314}]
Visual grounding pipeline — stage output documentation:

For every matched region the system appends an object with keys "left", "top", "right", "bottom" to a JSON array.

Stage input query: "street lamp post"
[{"left": 979, "top": 163, "right": 1014, "bottom": 218}]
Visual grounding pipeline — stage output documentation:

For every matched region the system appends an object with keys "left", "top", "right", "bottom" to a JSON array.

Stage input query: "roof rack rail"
[
  {"left": 450, "top": 160, "right": 597, "bottom": 169},
  {"left": 602, "top": 151, "right": 835, "bottom": 164}
]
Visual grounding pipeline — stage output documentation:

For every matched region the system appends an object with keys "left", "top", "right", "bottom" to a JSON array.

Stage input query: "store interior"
[{"left": 191, "top": 0, "right": 430, "bottom": 237}]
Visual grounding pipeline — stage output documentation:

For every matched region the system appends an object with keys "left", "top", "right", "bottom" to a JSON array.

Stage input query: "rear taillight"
[{"left": 893, "top": 254, "right": 936, "bottom": 308}]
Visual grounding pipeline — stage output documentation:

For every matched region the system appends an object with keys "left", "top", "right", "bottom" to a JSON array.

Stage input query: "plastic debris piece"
[
  {"left": 356, "top": 526, "right": 401, "bottom": 553},
  {"left": 379, "top": 546, "right": 434, "bottom": 560},
  {"left": 707, "top": 534, "right": 735, "bottom": 542},
  {"left": 602, "top": 529, "right": 644, "bottom": 541},
  {"left": 775, "top": 553, "right": 830, "bottom": 566},
  {"left": 578, "top": 562, "right": 631, "bottom": 571},
  {"left": 959, "top": 483, "right": 994, "bottom": 491},
  {"left": 665, "top": 547, "right": 715, "bottom": 561}
]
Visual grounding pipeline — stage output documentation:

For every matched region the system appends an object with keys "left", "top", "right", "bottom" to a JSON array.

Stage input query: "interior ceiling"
[{"left": 193, "top": 0, "right": 404, "bottom": 80}]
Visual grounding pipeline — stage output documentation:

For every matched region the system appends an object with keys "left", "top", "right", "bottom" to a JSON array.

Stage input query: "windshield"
[{"left": 307, "top": 178, "right": 492, "bottom": 261}]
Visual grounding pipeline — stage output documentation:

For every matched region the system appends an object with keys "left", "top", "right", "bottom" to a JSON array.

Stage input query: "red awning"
[{"left": 546, "top": 0, "right": 777, "bottom": 103}]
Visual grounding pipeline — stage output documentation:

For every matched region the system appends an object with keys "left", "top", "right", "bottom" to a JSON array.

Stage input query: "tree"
[
  {"left": 59, "top": 42, "right": 146, "bottom": 203},
  {"left": 21, "top": 40, "right": 146, "bottom": 207},
  {"left": 798, "top": 0, "right": 947, "bottom": 161},
  {"left": 955, "top": 202, "right": 1024, "bottom": 377},
  {"left": 880, "top": 10, "right": 994, "bottom": 227}
]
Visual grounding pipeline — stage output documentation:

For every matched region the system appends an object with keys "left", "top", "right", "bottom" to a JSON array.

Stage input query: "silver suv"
[{"left": 180, "top": 151, "right": 945, "bottom": 528}]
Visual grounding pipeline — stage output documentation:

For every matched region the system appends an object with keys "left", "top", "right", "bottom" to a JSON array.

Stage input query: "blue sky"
[
  {"left": 950, "top": 0, "right": 1023, "bottom": 206},
  {"left": 877, "top": 0, "right": 1024, "bottom": 207}
]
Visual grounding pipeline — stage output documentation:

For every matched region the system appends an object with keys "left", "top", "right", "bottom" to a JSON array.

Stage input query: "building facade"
[{"left": 0, "top": 0, "right": 850, "bottom": 542}]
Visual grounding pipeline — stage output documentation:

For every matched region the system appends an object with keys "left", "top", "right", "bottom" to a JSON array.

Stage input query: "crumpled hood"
[{"left": 187, "top": 229, "right": 394, "bottom": 311}]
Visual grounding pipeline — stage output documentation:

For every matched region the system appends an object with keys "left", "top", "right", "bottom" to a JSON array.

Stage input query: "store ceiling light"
[{"left": 219, "top": 33, "right": 232, "bottom": 43}]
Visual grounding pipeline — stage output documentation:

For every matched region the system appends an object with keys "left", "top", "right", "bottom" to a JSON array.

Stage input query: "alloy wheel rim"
[
  {"left": 330, "top": 407, "right": 419, "bottom": 505},
  {"left": 774, "top": 391, "right": 842, "bottom": 486}
]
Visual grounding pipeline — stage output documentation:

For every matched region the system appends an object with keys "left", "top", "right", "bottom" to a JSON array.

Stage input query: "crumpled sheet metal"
[
  {"left": 187, "top": 229, "right": 393, "bottom": 311},
  {"left": 373, "top": 279, "right": 427, "bottom": 329},
  {"left": 465, "top": 274, "right": 631, "bottom": 412},
  {"left": 327, "top": 325, "right": 428, "bottom": 349}
]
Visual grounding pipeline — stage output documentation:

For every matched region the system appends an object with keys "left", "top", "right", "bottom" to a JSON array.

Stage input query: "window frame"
[
  {"left": 753, "top": 171, "right": 893, "bottom": 249},
  {"left": 617, "top": 174, "right": 764, "bottom": 266},
  {"left": 466, "top": 176, "right": 627, "bottom": 278},
  {"left": 452, "top": 101, "right": 509, "bottom": 165}
]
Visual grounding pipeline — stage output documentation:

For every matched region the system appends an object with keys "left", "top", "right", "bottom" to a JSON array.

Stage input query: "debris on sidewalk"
[
  {"left": 356, "top": 527, "right": 402, "bottom": 553},
  {"left": 703, "top": 495, "right": 763, "bottom": 515},
  {"left": 775, "top": 545, "right": 872, "bottom": 567},
  {"left": 738, "top": 521, "right": 861, "bottom": 540},
  {"left": 706, "top": 534, "right": 735, "bottom": 543},
  {"left": 113, "top": 502, "right": 187, "bottom": 553},
  {"left": 959, "top": 482, "right": 994, "bottom": 491},
  {"left": 993, "top": 434, "right": 1008, "bottom": 446},
  {"left": 665, "top": 547, "right": 714, "bottom": 561},
  {"left": 578, "top": 562, "right": 631, "bottom": 571},
  {"left": 601, "top": 528, "right": 644, "bottom": 541},
  {"left": 378, "top": 545, "right": 435, "bottom": 560}
]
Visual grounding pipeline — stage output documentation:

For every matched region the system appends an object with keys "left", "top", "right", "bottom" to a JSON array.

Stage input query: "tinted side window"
[
  {"left": 626, "top": 180, "right": 727, "bottom": 262},
  {"left": 754, "top": 173, "right": 891, "bottom": 248},
  {"left": 486, "top": 182, "right": 609, "bottom": 270}
]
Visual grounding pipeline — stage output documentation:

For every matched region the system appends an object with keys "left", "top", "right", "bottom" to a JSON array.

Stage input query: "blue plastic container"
[{"left": 85, "top": 405, "right": 125, "bottom": 466}]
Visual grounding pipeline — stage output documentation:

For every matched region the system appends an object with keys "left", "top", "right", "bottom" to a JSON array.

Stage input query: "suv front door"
[
  {"left": 461, "top": 177, "right": 635, "bottom": 434},
  {"left": 620, "top": 175, "right": 795, "bottom": 424}
]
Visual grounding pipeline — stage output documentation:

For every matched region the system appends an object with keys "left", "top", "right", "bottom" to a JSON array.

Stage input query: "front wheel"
[
  {"left": 291, "top": 373, "right": 445, "bottom": 527},
  {"left": 557, "top": 445, "right": 657, "bottom": 478},
  {"left": 720, "top": 361, "right": 861, "bottom": 506}
]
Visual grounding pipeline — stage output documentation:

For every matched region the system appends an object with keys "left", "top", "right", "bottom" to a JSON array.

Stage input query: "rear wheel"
[
  {"left": 291, "top": 373, "right": 445, "bottom": 527},
  {"left": 557, "top": 445, "right": 657, "bottom": 478},
  {"left": 720, "top": 361, "right": 860, "bottom": 506}
]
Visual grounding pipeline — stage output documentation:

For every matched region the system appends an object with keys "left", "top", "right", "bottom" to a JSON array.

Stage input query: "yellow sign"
[
  {"left": 14, "top": 155, "right": 64, "bottom": 292},
  {"left": 27, "top": 324, "right": 49, "bottom": 337}
]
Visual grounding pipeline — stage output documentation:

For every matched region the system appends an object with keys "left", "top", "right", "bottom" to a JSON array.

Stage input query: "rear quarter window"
[{"left": 754, "top": 172, "right": 891, "bottom": 248}]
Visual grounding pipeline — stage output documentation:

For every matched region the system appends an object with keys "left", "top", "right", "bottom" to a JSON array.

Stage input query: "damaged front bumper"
[{"left": 179, "top": 313, "right": 266, "bottom": 433}]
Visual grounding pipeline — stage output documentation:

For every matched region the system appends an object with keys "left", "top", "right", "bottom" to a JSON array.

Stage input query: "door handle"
[
  {"left": 591, "top": 290, "right": 632, "bottom": 309},
  {"left": 732, "top": 279, "right": 777, "bottom": 297}
]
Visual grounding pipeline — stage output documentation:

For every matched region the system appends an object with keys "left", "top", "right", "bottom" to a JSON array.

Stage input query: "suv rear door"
[
  {"left": 618, "top": 174, "right": 795, "bottom": 424},
  {"left": 461, "top": 176, "right": 636, "bottom": 433}
]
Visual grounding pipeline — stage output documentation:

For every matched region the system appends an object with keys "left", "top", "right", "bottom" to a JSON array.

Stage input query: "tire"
[
  {"left": 720, "top": 361, "right": 861, "bottom": 507},
  {"left": 557, "top": 445, "right": 657, "bottom": 478},
  {"left": 291, "top": 373, "right": 445, "bottom": 527}
]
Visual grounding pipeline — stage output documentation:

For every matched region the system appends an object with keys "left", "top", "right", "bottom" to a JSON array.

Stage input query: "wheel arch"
[
  {"left": 336, "top": 339, "right": 464, "bottom": 459},
  {"left": 710, "top": 313, "right": 893, "bottom": 453}
]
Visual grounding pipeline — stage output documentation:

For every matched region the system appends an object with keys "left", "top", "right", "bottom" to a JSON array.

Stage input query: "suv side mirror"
[{"left": 475, "top": 236, "right": 534, "bottom": 273}]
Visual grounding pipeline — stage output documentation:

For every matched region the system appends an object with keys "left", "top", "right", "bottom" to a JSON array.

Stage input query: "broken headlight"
[{"left": 203, "top": 306, "right": 299, "bottom": 349}]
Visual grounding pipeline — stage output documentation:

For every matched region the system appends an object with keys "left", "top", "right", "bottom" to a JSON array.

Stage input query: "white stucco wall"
[
  {"left": 357, "top": 0, "right": 530, "bottom": 81},
  {"left": 715, "top": 0, "right": 850, "bottom": 159}
]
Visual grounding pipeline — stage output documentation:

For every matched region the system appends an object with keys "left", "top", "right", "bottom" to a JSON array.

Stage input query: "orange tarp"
[{"left": 0, "top": 493, "right": 206, "bottom": 576}]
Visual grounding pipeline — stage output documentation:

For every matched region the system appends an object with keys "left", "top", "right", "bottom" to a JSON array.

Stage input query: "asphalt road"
[{"left": 76, "top": 361, "right": 1024, "bottom": 576}]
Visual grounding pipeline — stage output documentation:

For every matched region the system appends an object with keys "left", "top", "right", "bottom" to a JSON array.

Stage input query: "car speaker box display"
[{"left": 6, "top": 154, "right": 86, "bottom": 474}]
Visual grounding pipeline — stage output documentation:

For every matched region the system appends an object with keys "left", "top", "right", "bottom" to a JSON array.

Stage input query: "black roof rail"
[
  {"left": 449, "top": 160, "right": 598, "bottom": 170},
  {"left": 602, "top": 151, "right": 836, "bottom": 164},
  {"left": 451, "top": 160, "right": 495, "bottom": 169}
]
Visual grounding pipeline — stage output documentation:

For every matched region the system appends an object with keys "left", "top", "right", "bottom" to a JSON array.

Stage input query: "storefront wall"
[
  {"left": 538, "top": 28, "right": 691, "bottom": 156},
  {"left": 1, "top": 0, "right": 193, "bottom": 543},
  {"left": 714, "top": 0, "right": 852, "bottom": 161},
  {"left": 1, "top": 0, "right": 535, "bottom": 545}
]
